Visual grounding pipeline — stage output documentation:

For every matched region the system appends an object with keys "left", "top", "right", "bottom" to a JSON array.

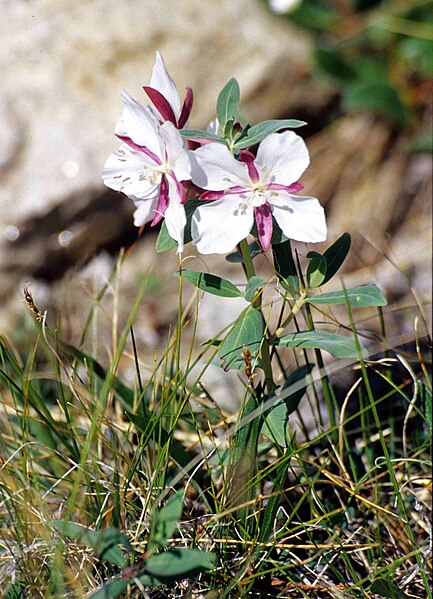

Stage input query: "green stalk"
[{"left": 239, "top": 239, "right": 275, "bottom": 395}]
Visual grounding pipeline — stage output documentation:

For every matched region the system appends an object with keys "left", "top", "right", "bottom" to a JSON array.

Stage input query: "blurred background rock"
[{"left": 1, "top": 0, "right": 431, "bottom": 396}]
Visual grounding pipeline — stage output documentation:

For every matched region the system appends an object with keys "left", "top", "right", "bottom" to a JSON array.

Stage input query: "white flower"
[
  {"left": 144, "top": 52, "right": 193, "bottom": 128},
  {"left": 102, "top": 90, "right": 191, "bottom": 252},
  {"left": 190, "top": 131, "right": 326, "bottom": 254}
]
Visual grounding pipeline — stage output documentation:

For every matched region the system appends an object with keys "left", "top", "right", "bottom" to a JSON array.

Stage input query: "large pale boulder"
[{"left": 0, "top": 0, "right": 324, "bottom": 311}]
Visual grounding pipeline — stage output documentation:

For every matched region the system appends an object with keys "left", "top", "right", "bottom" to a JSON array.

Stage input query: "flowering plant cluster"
[
  {"left": 102, "top": 52, "right": 387, "bottom": 388},
  {"left": 102, "top": 53, "right": 327, "bottom": 255}
]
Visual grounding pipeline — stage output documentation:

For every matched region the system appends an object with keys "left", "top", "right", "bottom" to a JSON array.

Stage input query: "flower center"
[
  {"left": 251, "top": 182, "right": 268, "bottom": 207},
  {"left": 139, "top": 162, "right": 171, "bottom": 186}
]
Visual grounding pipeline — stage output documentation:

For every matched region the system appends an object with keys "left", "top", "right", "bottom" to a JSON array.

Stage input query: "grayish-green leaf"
[
  {"left": 321, "top": 232, "right": 351, "bottom": 285},
  {"left": 218, "top": 307, "right": 263, "bottom": 370},
  {"left": 156, "top": 221, "right": 178, "bottom": 252},
  {"left": 274, "top": 330, "right": 368, "bottom": 359},
  {"left": 244, "top": 276, "right": 267, "bottom": 303},
  {"left": 262, "top": 365, "right": 313, "bottom": 446},
  {"left": 305, "top": 285, "right": 387, "bottom": 307},
  {"left": 226, "top": 241, "right": 262, "bottom": 263},
  {"left": 262, "top": 400, "right": 290, "bottom": 447},
  {"left": 155, "top": 197, "right": 208, "bottom": 253},
  {"left": 146, "top": 549, "right": 216, "bottom": 578},
  {"left": 53, "top": 521, "right": 131, "bottom": 567},
  {"left": 89, "top": 578, "right": 130, "bottom": 599},
  {"left": 176, "top": 269, "right": 244, "bottom": 298},
  {"left": 234, "top": 119, "right": 306, "bottom": 150},
  {"left": 306, "top": 251, "right": 327, "bottom": 288},
  {"left": 148, "top": 490, "right": 184, "bottom": 554},
  {"left": 272, "top": 239, "right": 299, "bottom": 293},
  {"left": 216, "top": 78, "right": 240, "bottom": 130},
  {"left": 179, "top": 129, "right": 223, "bottom": 142}
]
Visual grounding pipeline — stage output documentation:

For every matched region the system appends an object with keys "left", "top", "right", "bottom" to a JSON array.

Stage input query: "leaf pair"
[{"left": 182, "top": 78, "right": 305, "bottom": 150}]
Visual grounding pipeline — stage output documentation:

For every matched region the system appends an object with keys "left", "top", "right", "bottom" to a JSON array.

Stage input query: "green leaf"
[
  {"left": 313, "top": 47, "right": 357, "bottom": 82},
  {"left": 145, "top": 548, "right": 216, "bottom": 578},
  {"left": 147, "top": 490, "right": 184, "bottom": 553},
  {"left": 155, "top": 221, "right": 177, "bottom": 252},
  {"left": 262, "top": 365, "right": 313, "bottom": 446},
  {"left": 419, "top": 381, "right": 432, "bottom": 434},
  {"left": 218, "top": 307, "right": 263, "bottom": 370},
  {"left": 216, "top": 78, "right": 241, "bottom": 131},
  {"left": 351, "top": 57, "right": 388, "bottom": 82},
  {"left": 234, "top": 119, "right": 306, "bottom": 150},
  {"left": 53, "top": 521, "right": 131, "bottom": 568},
  {"left": 370, "top": 577, "right": 411, "bottom": 598},
  {"left": 343, "top": 80, "right": 407, "bottom": 125},
  {"left": 274, "top": 330, "right": 368, "bottom": 359},
  {"left": 289, "top": 0, "right": 339, "bottom": 32},
  {"left": 305, "top": 285, "right": 387, "bottom": 307},
  {"left": 89, "top": 578, "right": 130, "bottom": 599},
  {"left": 4, "top": 581, "right": 26, "bottom": 599},
  {"left": 244, "top": 276, "right": 267, "bottom": 303},
  {"left": 321, "top": 232, "right": 351, "bottom": 285},
  {"left": 272, "top": 239, "right": 299, "bottom": 293},
  {"left": 398, "top": 37, "right": 433, "bottom": 77},
  {"left": 179, "top": 128, "right": 223, "bottom": 142},
  {"left": 226, "top": 241, "right": 262, "bottom": 263},
  {"left": 156, "top": 196, "right": 204, "bottom": 253},
  {"left": 306, "top": 251, "right": 327, "bottom": 288},
  {"left": 175, "top": 269, "right": 244, "bottom": 298}
]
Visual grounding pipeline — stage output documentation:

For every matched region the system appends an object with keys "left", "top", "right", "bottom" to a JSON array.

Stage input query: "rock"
[{"left": 0, "top": 0, "right": 328, "bottom": 319}]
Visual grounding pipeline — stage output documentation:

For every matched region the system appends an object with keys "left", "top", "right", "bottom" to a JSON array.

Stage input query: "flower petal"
[
  {"left": 151, "top": 174, "right": 170, "bottom": 226},
  {"left": 143, "top": 86, "right": 177, "bottom": 125},
  {"left": 254, "top": 203, "right": 273, "bottom": 251},
  {"left": 133, "top": 197, "right": 159, "bottom": 227},
  {"left": 178, "top": 87, "right": 194, "bottom": 129},
  {"left": 256, "top": 131, "right": 310, "bottom": 186},
  {"left": 240, "top": 150, "right": 260, "bottom": 182},
  {"left": 164, "top": 176, "right": 187, "bottom": 253},
  {"left": 191, "top": 195, "right": 254, "bottom": 254},
  {"left": 190, "top": 143, "right": 250, "bottom": 190},
  {"left": 150, "top": 52, "right": 181, "bottom": 119},
  {"left": 116, "top": 90, "right": 162, "bottom": 157},
  {"left": 159, "top": 121, "right": 191, "bottom": 181},
  {"left": 102, "top": 143, "right": 159, "bottom": 200},
  {"left": 269, "top": 192, "right": 327, "bottom": 243}
]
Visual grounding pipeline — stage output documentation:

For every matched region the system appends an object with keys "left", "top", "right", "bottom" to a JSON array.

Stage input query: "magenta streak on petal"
[
  {"left": 143, "top": 86, "right": 177, "bottom": 125},
  {"left": 116, "top": 135, "right": 162, "bottom": 165},
  {"left": 199, "top": 185, "right": 249, "bottom": 201},
  {"left": 254, "top": 203, "right": 273, "bottom": 252},
  {"left": 267, "top": 182, "right": 304, "bottom": 194},
  {"left": 199, "top": 190, "right": 226, "bottom": 201},
  {"left": 151, "top": 174, "right": 169, "bottom": 226},
  {"left": 178, "top": 87, "right": 194, "bottom": 129},
  {"left": 239, "top": 150, "right": 260, "bottom": 182},
  {"left": 189, "top": 139, "right": 215, "bottom": 146}
]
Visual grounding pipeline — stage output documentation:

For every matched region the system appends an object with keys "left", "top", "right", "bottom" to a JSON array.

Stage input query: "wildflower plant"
[
  {"left": 102, "top": 53, "right": 386, "bottom": 386},
  {"left": 2, "top": 53, "right": 431, "bottom": 599}
]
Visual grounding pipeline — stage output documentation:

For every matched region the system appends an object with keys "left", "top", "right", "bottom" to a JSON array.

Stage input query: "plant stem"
[
  {"left": 238, "top": 239, "right": 256, "bottom": 281},
  {"left": 239, "top": 239, "right": 275, "bottom": 394}
]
